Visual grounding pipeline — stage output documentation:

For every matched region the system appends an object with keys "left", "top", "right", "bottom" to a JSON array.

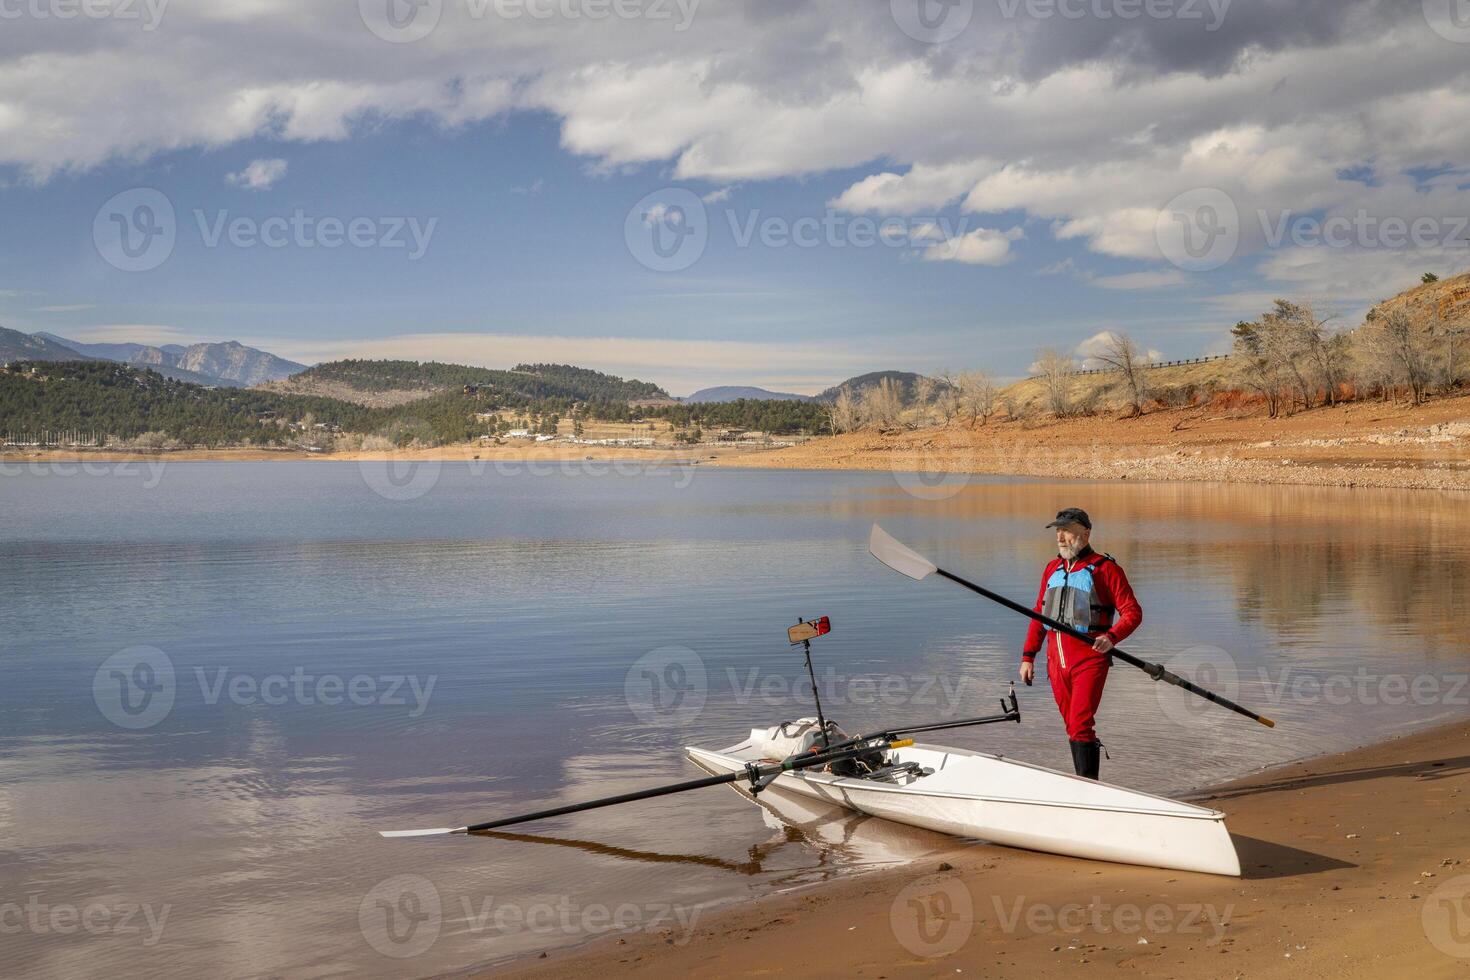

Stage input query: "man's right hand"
[{"left": 1019, "top": 661, "right": 1034, "bottom": 686}]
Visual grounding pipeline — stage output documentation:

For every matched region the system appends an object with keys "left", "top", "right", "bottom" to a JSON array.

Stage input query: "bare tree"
[
  {"left": 956, "top": 370, "right": 997, "bottom": 427},
  {"left": 1434, "top": 316, "right": 1467, "bottom": 392},
  {"left": 1034, "top": 347, "right": 1074, "bottom": 417},
  {"left": 859, "top": 377, "right": 904, "bottom": 429},
  {"left": 1231, "top": 319, "right": 1283, "bottom": 417},
  {"left": 826, "top": 386, "right": 860, "bottom": 433},
  {"left": 911, "top": 375, "right": 936, "bottom": 427},
  {"left": 1092, "top": 332, "right": 1149, "bottom": 418},
  {"left": 1378, "top": 308, "right": 1433, "bottom": 404},
  {"left": 933, "top": 370, "right": 960, "bottom": 426}
]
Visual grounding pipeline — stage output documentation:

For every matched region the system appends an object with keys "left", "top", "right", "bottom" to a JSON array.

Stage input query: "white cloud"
[
  {"left": 1089, "top": 270, "right": 1188, "bottom": 291},
  {"left": 59, "top": 324, "right": 204, "bottom": 346},
  {"left": 226, "top": 158, "right": 288, "bottom": 190},
  {"left": 251, "top": 330, "right": 888, "bottom": 396},
  {"left": 0, "top": 0, "right": 1465, "bottom": 317},
  {"left": 701, "top": 186, "right": 733, "bottom": 204},
  {"left": 920, "top": 226, "right": 1023, "bottom": 266},
  {"left": 32, "top": 304, "right": 97, "bottom": 313}
]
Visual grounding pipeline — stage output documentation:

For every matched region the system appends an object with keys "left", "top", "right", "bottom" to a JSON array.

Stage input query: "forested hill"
[
  {"left": 274, "top": 359, "right": 668, "bottom": 403},
  {"left": 0, "top": 359, "right": 695, "bottom": 447}
]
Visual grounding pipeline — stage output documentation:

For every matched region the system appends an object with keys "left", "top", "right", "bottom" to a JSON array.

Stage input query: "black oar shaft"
[
  {"left": 466, "top": 770, "right": 739, "bottom": 832},
  {"left": 465, "top": 739, "right": 903, "bottom": 833},
  {"left": 933, "top": 569, "right": 1275, "bottom": 728}
]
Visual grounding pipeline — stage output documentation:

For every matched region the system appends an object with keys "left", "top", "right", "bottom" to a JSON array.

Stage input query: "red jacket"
[{"left": 1021, "top": 549, "right": 1142, "bottom": 665}]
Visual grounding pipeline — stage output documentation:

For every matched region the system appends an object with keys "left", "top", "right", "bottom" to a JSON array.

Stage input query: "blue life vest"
[{"left": 1041, "top": 553, "right": 1116, "bottom": 634}]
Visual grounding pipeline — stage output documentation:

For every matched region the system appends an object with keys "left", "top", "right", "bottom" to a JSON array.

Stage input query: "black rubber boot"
[
  {"left": 1068, "top": 740, "right": 1090, "bottom": 777},
  {"left": 1077, "top": 740, "right": 1101, "bottom": 780}
]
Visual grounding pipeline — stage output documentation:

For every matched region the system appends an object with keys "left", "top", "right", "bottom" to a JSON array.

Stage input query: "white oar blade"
[
  {"left": 869, "top": 524, "right": 938, "bottom": 581},
  {"left": 379, "top": 827, "right": 467, "bottom": 838}
]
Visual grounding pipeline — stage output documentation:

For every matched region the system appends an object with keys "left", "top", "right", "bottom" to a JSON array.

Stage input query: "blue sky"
[{"left": 3, "top": 1, "right": 1468, "bottom": 394}]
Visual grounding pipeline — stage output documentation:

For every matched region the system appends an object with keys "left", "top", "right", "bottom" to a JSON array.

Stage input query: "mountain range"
[
  {"left": 10, "top": 330, "right": 306, "bottom": 387},
  {"left": 682, "top": 385, "right": 813, "bottom": 403}
]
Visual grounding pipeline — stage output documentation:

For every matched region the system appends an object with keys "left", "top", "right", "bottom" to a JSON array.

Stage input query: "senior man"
[{"left": 1018, "top": 508, "right": 1142, "bottom": 780}]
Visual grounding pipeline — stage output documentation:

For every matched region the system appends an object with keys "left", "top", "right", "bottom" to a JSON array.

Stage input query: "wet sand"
[{"left": 487, "top": 717, "right": 1470, "bottom": 979}]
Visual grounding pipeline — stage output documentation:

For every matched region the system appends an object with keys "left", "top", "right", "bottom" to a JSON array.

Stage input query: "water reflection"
[{"left": 0, "top": 464, "right": 1466, "bottom": 978}]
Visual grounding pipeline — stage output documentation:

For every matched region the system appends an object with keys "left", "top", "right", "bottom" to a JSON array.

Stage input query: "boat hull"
[{"left": 685, "top": 741, "right": 1240, "bottom": 877}]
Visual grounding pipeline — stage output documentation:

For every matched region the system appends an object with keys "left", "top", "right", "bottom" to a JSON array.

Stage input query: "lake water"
[{"left": 1, "top": 460, "right": 1466, "bottom": 977}]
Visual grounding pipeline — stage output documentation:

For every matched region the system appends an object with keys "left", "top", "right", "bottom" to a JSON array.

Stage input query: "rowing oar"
[
  {"left": 867, "top": 524, "right": 1275, "bottom": 728},
  {"left": 378, "top": 737, "right": 915, "bottom": 838}
]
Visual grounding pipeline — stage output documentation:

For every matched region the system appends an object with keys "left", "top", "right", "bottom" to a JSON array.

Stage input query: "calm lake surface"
[{"left": 1, "top": 460, "right": 1466, "bottom": 978}]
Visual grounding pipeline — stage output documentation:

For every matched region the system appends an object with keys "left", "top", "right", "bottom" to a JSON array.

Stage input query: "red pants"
[{"left": 1046, "top": 646, "right": 1109, "bottom": 743}]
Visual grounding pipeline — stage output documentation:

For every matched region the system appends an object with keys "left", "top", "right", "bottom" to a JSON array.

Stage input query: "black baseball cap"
[{"left": 1045, "top": 508, "right": 1091, "bottom": 530}]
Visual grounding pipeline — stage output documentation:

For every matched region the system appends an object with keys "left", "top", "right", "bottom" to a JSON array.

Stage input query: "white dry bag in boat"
[{"left": 750, "top": 718, "right": 827, "bottom": 760}]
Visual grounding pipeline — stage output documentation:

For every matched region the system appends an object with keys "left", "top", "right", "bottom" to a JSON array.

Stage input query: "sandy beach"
[
  {"left": 485, "top": 717, "right": 1470, "bottom": 979},
  {"left": 705, "top": 394, "right": 1470, "bottom": 493},
  {"left": 9, "top": 393, "right": 1466, "bottom": 493}
]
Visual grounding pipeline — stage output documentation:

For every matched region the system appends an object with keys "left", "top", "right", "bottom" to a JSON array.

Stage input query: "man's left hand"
[{"left": 1092, "top": 635, "right": 1115, "bottom": 654}]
